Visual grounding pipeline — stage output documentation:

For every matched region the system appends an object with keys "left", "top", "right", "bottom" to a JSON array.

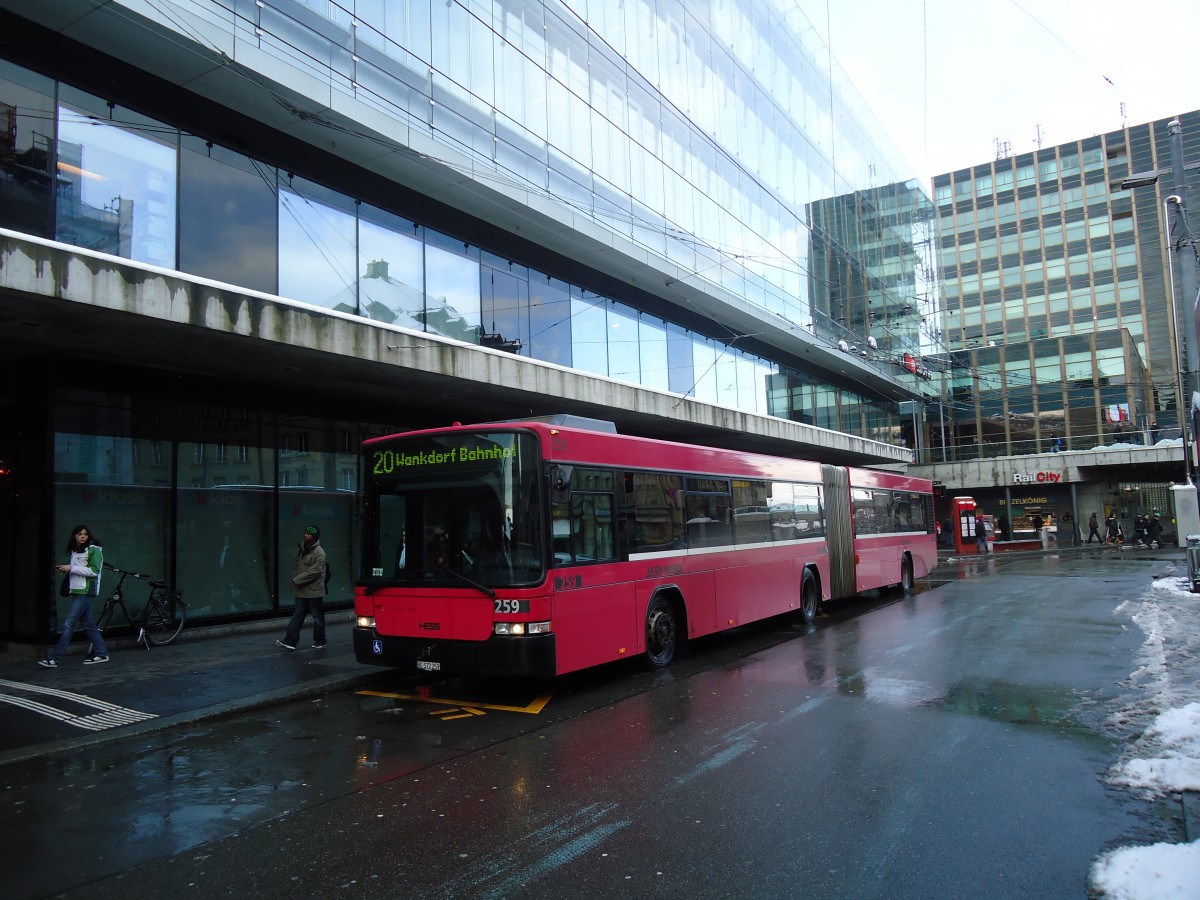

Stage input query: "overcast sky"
[{"left": 795, "top": 0, "right": 1200, "bottom": 184}]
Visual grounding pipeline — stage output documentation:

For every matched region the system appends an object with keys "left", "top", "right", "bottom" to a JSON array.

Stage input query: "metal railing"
[{"left": 914, "top": 428, "right": 1186, "bottom": 465}]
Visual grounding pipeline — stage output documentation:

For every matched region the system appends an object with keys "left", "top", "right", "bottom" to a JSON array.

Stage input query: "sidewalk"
[
  {"left": 936, "top": 537, "right": 1163, "bottom": 559},
  {"left": 0, "top": 612, "right": 394, "bottom": 767}
]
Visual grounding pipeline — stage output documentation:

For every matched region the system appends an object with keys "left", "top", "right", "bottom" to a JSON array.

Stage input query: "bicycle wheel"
[{"left": 142, "top": 591, "right": 186, "bottom": 646}]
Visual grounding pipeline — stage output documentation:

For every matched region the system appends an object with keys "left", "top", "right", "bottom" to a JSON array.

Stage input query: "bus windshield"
[{"left": 362, "top": 430, "right": 544, "bottom": 588}]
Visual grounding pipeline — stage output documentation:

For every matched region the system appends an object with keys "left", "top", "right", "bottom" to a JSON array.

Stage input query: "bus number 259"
[{"left": 494, "top": 599, "right": 529, "bottom": 614}]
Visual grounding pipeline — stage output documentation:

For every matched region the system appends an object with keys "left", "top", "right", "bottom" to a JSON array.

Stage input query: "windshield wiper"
[{"left": 444, "top": 567, "right": 496, "bottom": 598}]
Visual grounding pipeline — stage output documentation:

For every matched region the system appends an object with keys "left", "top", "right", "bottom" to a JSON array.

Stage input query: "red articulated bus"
[{"left": 353, "top": 415, "right": 937, "bottom": 678}]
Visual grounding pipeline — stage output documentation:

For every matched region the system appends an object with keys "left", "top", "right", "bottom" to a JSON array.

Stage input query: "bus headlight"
[
  {"left": 356, "top": 616, "right": 375, "bottom": 629},
  {"left": 495, "top": 621, "right": 550, "bottom": 636}
]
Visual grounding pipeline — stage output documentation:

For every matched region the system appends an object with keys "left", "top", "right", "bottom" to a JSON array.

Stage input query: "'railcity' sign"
[{"left": 1012, "top": 471, "right": 1061, "bottom": 484}]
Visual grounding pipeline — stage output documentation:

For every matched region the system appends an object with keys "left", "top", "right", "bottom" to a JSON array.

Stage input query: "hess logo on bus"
[{"left": 419, "top": 622, "right": 441, "bottom": 631}]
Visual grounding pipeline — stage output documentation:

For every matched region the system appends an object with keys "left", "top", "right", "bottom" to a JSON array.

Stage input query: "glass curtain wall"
[
  {"left": 55, "top": 86, "right": 178, "bottom": 267},
  {"left": 52, "top": 393, "right": 173, "bottom": 633},
  {"left": 932, "top": 332, "right": 1150, "bottom": 460},
  {"left": 179, "top": 136, "right": 278, "bottom": 293},
  {"left": 51, "top": 388, "right": 362, "bottom": 627},
  {"left": 239, "top": 0, "right": 926, "bottom": 412},
  {"left": 0, "top": 55, "right": 898, "bottom": 438},
  {"left": 0, "top": 60, "right": 54, "bottom": 238},
  {"left": 275, "top": 419, "right": 357, "bottom": 608}
]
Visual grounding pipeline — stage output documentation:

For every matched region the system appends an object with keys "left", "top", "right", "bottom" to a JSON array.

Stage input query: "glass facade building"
[
  {"left": 929, "top": 111, "right": 1200, "bottom": 460},
  {"left": 0, "top": 0, "right": 932, "bottom": 642}
]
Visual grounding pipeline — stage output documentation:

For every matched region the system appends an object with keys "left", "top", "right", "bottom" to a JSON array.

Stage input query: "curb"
[
  {"left": 1184, "top": 790, "right": 1200, "bottom": 842},
  {"left": 936, "top": 544, "right": 1184, "bottom": 562},
  {"left": 78, "top": 608, "right": 357, "bottom": 654}
]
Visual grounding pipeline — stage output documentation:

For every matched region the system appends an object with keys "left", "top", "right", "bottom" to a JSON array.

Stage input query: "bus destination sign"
[{"left": 371, "top": 443, "right": 515, "bottom": 475}]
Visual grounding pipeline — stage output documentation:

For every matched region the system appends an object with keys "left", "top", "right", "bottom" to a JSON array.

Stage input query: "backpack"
[{"left": 324, "top": 562, "right": 332, "bottom": 587}]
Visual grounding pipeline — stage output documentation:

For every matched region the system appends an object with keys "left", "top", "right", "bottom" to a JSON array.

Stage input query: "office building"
[
  {"left": 916, "top": 113, "right": 1200, "bottom": 541},
  {"left": 0, "top": 1, "right": 933, "bottom": 644}
]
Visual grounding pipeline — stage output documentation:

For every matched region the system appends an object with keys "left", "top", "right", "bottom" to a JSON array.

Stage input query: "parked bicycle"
[{"left": 93, "top": 563, "right": 187, "bottom": 648}]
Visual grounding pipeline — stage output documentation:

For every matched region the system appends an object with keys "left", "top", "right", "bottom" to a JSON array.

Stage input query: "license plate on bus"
[{"left": 416, "top": 660, "right": 441, "bottom": 672}]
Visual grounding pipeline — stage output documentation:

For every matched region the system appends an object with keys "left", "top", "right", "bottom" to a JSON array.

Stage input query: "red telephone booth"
[{"left": 951, "top": 496, "right": 977, "bottom": 554}]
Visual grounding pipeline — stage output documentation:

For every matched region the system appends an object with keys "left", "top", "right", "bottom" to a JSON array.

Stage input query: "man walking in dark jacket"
[
  {"left": 1148, "top": 513, "right": 1164, "bottom": 549},
  {"left": 277, "top": 525, "right": 328, "bottom": 650}
]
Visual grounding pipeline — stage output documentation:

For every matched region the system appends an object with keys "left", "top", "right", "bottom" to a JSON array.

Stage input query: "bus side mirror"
[{"left": 550, "top": 465, "right": 573, "bottom": 504}]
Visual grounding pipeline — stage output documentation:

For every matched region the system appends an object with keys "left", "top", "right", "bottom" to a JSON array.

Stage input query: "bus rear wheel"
[
  {"left": 799, "top": 570, "right": 819, "bottom": 624},
  {"left": 899, "top": 556, "right": 915, "bottom": 594},
  {"left": 644, "top": 597, "right": 677, "bottom": 668}
]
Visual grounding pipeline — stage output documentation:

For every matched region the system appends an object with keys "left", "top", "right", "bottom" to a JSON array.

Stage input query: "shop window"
[{"left": 52, "top": 427, "right": 173, "bottom": 635}]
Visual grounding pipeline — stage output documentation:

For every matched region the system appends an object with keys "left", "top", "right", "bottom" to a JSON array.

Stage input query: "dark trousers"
[
  {"left": 285, "top": 594, "right": 326, "bottom": 645},
  {"left": 1087, "top": 526, "right": 1101, "bottom": 543}
]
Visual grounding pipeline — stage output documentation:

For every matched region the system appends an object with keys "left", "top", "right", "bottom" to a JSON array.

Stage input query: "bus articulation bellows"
[{"left": 354, "top": 417, "right": 937, "bottom": 678}]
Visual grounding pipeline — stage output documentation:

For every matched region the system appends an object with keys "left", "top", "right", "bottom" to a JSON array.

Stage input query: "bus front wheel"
[
  {"left": 899, "top": 556, "right": 915, "bottom": 594},
  {"left": 644, "top": 597, "right": 678, "bottom": 668}
]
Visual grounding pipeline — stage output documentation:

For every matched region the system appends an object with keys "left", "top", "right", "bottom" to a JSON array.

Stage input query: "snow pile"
[
  {"left": 1111, "top": 703, "right": 1200, "bottom": 794},
  {"left": 1090, "top": 841, "right": 1200, "bottom": 900},
  {"left": 1090, "top": 573, "right": 1200, "bottom": 898}
]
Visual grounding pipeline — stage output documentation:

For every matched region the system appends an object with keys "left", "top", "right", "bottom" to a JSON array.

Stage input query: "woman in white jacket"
[{"left": 40, "top": 525, "right": 109, "bottom": 667}]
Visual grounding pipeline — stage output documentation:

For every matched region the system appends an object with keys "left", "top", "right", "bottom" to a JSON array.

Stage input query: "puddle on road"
[{"left": 922, "top": 678, "right": 1100, "bottom": 737}]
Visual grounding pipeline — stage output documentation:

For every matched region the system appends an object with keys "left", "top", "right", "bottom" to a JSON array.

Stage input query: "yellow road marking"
[
  {"left": 432, "top": 706, "right": 485, "bottom": 720},
  {"left": 358, "top": 689, "right": 554, "bottom": 715}
]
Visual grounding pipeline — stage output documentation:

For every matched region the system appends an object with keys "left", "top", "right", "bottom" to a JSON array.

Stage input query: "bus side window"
[
  {"left": 572, "top": 492, "right": 615, "bottom": 562},
  {"left": 627, "top": 471, "right": 684, "bottom": 553},
  {"left": 685, "top": 493, "right": 732, "bottom": 547},
  {"left": 852, "top": 488, "right": 876, "bottom": 534},
  {"left": 793, "top": 483, "right": 825, "bottom": 538},
  {"left": 732, "top": 479, "right": 770, "bottom": 544}
]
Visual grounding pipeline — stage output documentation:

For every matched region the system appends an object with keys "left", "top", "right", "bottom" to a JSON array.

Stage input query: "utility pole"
[
  {"left": 1124, "top": 120, "right": 1200, "bottom": 546},
  {"left": 1169, "top": 120, "right": 1200, "bottom": 487}
]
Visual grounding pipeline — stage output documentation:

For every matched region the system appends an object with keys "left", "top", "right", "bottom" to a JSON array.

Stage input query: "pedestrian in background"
[
  {"left": 277, "top": 525, "right": 328, "bottom": 651},
  {"left": 1106, "top": 514, "right": 1123, "bottom": 544},
  {"left": 1133, "top": 515, "right": 1147, "bottom": 545},
  {"left": 975, "top": 511, "right": 989, "bottom": 554},
  {"left": 1087, "top": 512, "right": 1101, "bottom": 543},
  {"left": 40, "top": 524, "right": 108, "bottom": 668},
  {"left": 1148, "top": 513, "right": 1164, "bottom": 549}
]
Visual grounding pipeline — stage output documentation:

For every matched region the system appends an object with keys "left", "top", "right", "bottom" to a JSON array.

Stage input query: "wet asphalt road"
[{"left": 1, "top": 550, "right": 1187, "bottom": 898}]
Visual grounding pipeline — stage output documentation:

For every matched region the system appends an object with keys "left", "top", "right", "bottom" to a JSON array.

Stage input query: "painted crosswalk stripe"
[{"left": 0, "top": 678, "right": 158, "bottom": 731}]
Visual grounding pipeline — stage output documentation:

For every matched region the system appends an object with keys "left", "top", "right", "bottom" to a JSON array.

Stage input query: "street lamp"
[
  {"left": 1121, "top": 172, "right": 1161, "bottom": 190},
  {"left": 1121, "top": 120, "right": 1200, "bottom": 548}
]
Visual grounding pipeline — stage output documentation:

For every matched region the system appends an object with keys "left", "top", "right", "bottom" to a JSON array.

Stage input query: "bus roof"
[{"left": 364, "top": 420, "right": 932, "bottom": 492}]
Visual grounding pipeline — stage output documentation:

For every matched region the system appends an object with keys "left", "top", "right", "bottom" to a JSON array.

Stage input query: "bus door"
[
  {"left": 822, "top": 465, "right": 856, "bottom": 599},
  {"left": 549, "top": 466, "right": 637, "bottom": 673}
]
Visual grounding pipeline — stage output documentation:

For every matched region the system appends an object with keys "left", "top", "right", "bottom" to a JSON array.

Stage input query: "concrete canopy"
[{"left": 1, "top": 230, "right": 911, "bottom": 467}]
